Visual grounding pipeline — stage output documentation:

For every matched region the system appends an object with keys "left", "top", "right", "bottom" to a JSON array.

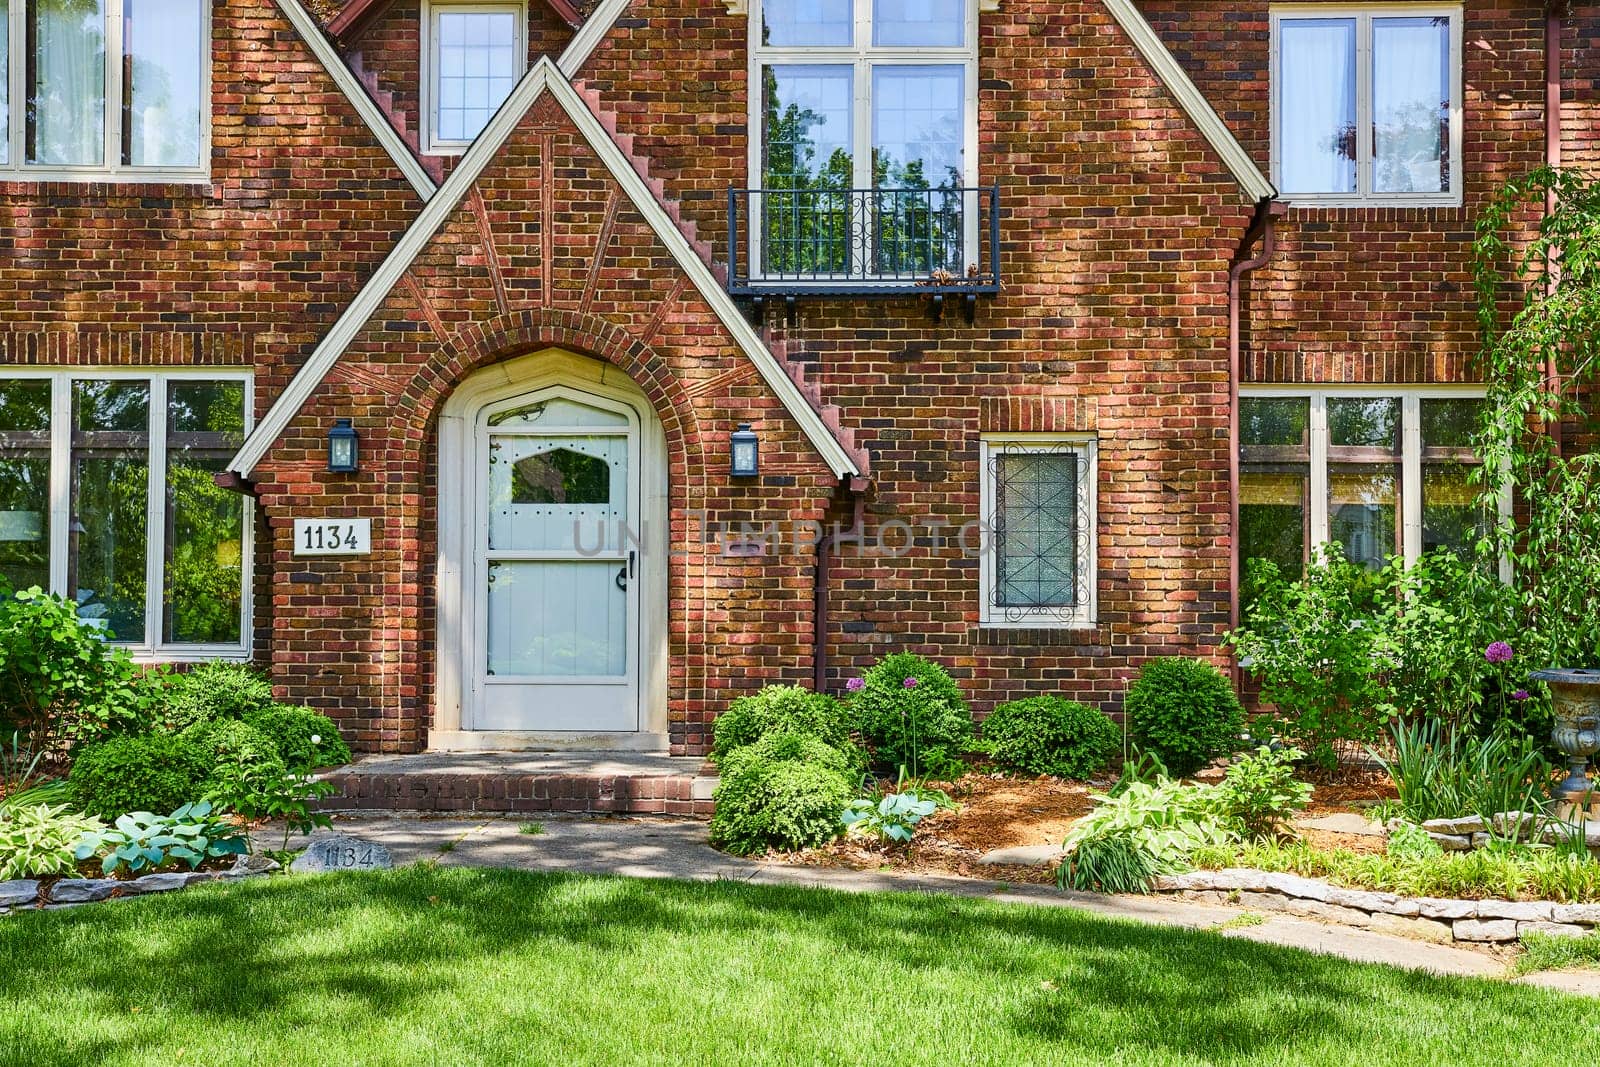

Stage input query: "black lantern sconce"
[
  {"left": 730, "top": 422, "right": 759, "bottom": 478},
  {"left": 327, "top": 418, "right": 359, "bottom": 473}
]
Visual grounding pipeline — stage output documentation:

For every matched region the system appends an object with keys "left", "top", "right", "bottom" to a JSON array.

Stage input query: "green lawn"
[{"left": 2, "top": 867, "right": 1595, "bottom": 1065}]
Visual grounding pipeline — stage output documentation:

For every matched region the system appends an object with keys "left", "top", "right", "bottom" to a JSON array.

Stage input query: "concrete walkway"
[{"left": 260, "top": 812, "right": 1600, "bottom": 996}]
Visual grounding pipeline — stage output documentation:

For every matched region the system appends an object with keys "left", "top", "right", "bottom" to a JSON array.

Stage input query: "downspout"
[
  {"left": 814, "top": 487, "right": 865, "bottom": 693},
  {"left": 1545, "top": 0, "right": 1566, "bottom": 457},
  {"left": 1228, "top": 198, "right": 1286, "bottom": 633}
]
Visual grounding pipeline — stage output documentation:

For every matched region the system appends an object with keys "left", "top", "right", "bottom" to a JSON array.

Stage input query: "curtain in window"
[
  {"left": 1278, "top": 18, "right": 1355, "bottom": 195},
  {"left": 122, "top": 0, "right": 204, "bottom": 167},
  {"left": 1373, "top": 17, "right": 1449, "bottom": 194},
  {"left": 27, "top": 0, "right": 106, "bottom": 166}
]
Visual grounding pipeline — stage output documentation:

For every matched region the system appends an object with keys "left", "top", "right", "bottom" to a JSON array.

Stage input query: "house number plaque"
[{"left": 292, "top": 518, "right": 372, "bottom": 556}]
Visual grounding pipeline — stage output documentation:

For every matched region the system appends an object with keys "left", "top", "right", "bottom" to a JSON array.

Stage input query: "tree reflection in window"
[{"left": 512, "top": 448, "right": 611, "bottom": 505}]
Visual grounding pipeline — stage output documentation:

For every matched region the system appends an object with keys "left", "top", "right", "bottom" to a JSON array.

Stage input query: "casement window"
[
  {"left": 746, "top": 0, "right": 980, "bottom": 280},
  {"left": 0, "top": 371, "right": 252, "bottom": 657},
  {"left": 0, "top": 0, "right": 209, "bottom": 181},
  {"left": 421, "top": 0, "right": 524, "bottom": 154},
  {"left": 1270, "top": 5, "right": 1462, "bottom": 205},
  {"left": 1239, "top": 388, "right": 1500, "bottom": 598},
  {"left": 979, "top": 436, "right": 1097, "bottom": 629}
]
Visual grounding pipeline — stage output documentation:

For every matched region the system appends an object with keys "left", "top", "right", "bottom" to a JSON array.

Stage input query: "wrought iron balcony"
[{"left": 726, "top": 186, "right": 1000, "bottom": 322}]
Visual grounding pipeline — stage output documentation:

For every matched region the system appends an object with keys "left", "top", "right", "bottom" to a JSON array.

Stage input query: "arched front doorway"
[{"left": 433, "top": 349, "right": 669, "bottom": 750}]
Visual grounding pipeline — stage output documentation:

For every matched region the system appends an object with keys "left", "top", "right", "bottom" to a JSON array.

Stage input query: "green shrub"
[
  {"left": 184, "top": 719, "right": 287, "bottom": 813},
  {"left": 157, "top": 661, "right": 276, "bottom": 731},
  {"left": 979, "top": 696, "right": 1118, "bottom": 779},
  {"left": 74, "top": 801, "right": 248, "bottom": 876},
  {"left": 1375, "top": 717, "right": 1551, "bottom": 827},
  {"left": 851, "top": 653, "right": 972, "bottom": 778},
  {"left": 0, "top": 587, "right": 155, "bottom": 759},
  {"left": 242, "top": 704, "right": 352, "bottom": 771},
  {"left": 1058, "top": 834, "right": 1168, "bottom": 895},
  {"left": 68, "top": 732, "right": 210, "bottom": 820},
  {"left": 1124, "top": 657, "right": 1243, "bottom": 777},
  {"left": 711, "top": 686, "right": 853, "bottom": 764},
  {"left": 709, "top": 732, "right": 854, "bottom": 856},
  {"left": 1213, "top": 746, "right": 1314, "bottom": 837},
  {"left": 0, "top": 803, "right": 105, "bottom": 880}
]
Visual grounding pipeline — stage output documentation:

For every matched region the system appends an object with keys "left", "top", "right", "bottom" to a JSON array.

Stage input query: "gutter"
[
  {"left": 1546, "top": 1, "right": 1566, "bottom": 457},
  {"left": 1228, "top": 198, "right": 1287, "bottom": 632},
  {"left": 814, "top": 486, "right": 866, "bottom": 693}
]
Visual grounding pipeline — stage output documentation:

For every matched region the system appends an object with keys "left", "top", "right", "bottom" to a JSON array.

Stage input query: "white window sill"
[
  {"left": 1280, "top": 194, "right": 1464, "bottom": 211},
  {"left": 0, "top": 170, "right": 210, "bottom": 186}
]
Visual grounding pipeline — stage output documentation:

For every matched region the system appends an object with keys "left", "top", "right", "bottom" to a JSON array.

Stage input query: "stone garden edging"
[
  {"left": 1154, "top": 868, "right": 1600, "bottom": 945},
  {"left": 0, "top": 855, "right": 279, "bottom": 916}
]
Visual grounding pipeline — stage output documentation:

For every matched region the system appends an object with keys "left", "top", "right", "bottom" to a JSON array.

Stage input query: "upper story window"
[
  {"left": 1270, "top": 5, "right": 1462, "bottom": 206},
  {"left": 422, "top": 0, "right": 524, "bottom": 154},
  {"left": 0, "top": 0, "right": 208, "bottom": 181},
  {"left": 0, "top": 371, "right": 252, "bottom": 658},
  {"left": 741, "top": 0, "right": 987, "bottom": 287}
]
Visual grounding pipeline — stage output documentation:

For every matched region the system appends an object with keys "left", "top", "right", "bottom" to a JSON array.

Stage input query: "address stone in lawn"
[
  {"left": 290, "top": 833, "right": 393, "bottom": 873},
  {"left": 0, "top": 880, "right": 39, "bottom": 907},
  {"left": 977, "top": 845, "right": 1065, "bottom": 867},
  {"left": 49, "top": 880, "right": 116, "bottom": 904}
]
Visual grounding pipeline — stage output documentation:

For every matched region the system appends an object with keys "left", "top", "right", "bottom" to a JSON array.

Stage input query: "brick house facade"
[{"left": 0, "top": 0, "right": 1590, "bottom": 755}]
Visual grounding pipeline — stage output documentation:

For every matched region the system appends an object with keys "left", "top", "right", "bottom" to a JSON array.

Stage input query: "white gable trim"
[
  {"left": 272, "top": 0, "right": 438, "bottom": 200},
  {"left": 226, "top": 57, "right": 861, "bottom": 481},
  {"left": 1101, "top": 0, "right": 1276, "bottom": 203},
  {"left": 559, "top": 0, "right": 632, "bottom": 76}
]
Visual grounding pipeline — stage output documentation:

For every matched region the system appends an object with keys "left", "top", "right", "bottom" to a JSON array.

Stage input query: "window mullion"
[
  {"left": 144, "top": 375, "right": 165, "bottom": 652},
  {"left": 1356, "top": 13, "right": 1372, "bottom": 197},
  {"left": 105, "top": 0, "right": 120, "bottom": 172},
  {"left": 1401, "top": 392, "right": 1422, "bottom": 567},
  {"left": 47, "top": 375, "right": 70, "bottom": 596},
  {"left": 1309, "top": 393, "right": 1330, "bottom": 556},
  {"left": 7, "top": 0, "right": 19, "bottom": 169}
]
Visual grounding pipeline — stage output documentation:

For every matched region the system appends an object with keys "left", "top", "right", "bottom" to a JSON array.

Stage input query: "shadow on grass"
[{"left": 0, "top": 866, "right": 1590, "bottom": 1065}]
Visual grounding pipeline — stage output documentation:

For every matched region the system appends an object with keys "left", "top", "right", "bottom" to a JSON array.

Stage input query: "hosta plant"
[
  {"left": 841, "top": 791, "right": 940, "bottom": 844},
  {"left": 74, "top": 800, "right": 248, "bottom": 876},
  {"left": 0, "top": 804, "right": 105, "bottom": 880}
]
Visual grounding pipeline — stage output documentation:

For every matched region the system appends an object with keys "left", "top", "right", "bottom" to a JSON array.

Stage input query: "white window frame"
[
  {"left": 0, "top": 367, "right": 253, "bottom": 660},
  {"left": 420, "top": 0, "right": 526, "bottom": 156},
  {"left": 745, "top": 0, "right": 981, "bottom": 282},
  {"left": 978, "top": 434, "right": 1097, "bottom": 629},
  {"left": 1269, "top": 3, "right": 1463, "bottom": 208},
  {"left": 1239, "top": 384, "right": 1508, "bottom": 577},
  {"left": 1, "top": 0, "right": 211, "bottom": 183}
]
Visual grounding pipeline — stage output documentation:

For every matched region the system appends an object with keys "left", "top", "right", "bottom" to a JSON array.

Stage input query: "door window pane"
[
  {"left": 1328, "top": 396, "right": 1400, "bottom": 449},
  {"left": 70, "top": 380, "right": 148, "bottom": 640},
  {"left": 1278, "top": 18, "right": 1355, "bottom": 195},
  {"left": 487, "top": 434, "right": 625, "bottom": 553},
  {"left": 873, "top": 0, "right": 963, "bottom": 47},
  {"left": 486, "top": 560, "right": 626, "bottom": 677},
  {"left": 121, "top": 0, "right": 204, "bottom": 167},
  {"left": 762, "top": 0, "right": 851, "bottom": 46},
  {"left": 1373, "top": 16, "right": 1450, "bottom": 194},
  {"left": 434, "top": 9, "right": 518, "bottom": 143},
  {"left": 27, "top": 0, "right": 107, "bottom": 166},
  {"left": 0, "top": 380, "right": 53, "bottom": 593},
  {"left": 994, "top": 451, "right": 1079, "bottom": 609},
  {"left": 164, "top": 381, "right": 244, "bottom": 644},
  {"left": 1329, "top": 465, "right": 1398, "bottom": 570}
]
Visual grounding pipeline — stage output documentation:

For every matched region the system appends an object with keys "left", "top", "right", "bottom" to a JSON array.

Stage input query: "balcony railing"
[{"left": 726, "top": 186, "right": 1001, "bottom": 307}]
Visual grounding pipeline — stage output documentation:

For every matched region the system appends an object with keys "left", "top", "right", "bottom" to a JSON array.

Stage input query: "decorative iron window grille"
[{"left": 980, "top": 437, "right": 1096, "bottom": 628}]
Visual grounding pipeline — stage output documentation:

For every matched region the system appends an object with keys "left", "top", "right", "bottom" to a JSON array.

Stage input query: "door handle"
[{"left": 615, "top": 550, "right": 637, "bottom": 592}]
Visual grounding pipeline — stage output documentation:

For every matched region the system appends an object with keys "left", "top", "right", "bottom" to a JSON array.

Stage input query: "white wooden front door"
[{"left": 470, "top": 389, "right": 641, "bottom": 731}]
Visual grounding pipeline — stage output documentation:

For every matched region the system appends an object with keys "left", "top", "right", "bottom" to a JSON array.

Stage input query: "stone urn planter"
[{"left": 1530, "top": 668, "right": 1600, "bottom": 807}]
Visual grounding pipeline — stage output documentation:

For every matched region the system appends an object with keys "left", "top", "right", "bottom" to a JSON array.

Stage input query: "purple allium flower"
[
  {"left": 903, "top": 677, "right": 919, "bottom": 689},
  {"left": 1512, "top": 689, "right": 1531, "bottom": 702},
  {"left": 845, "top": 677, "right": 865, "bottom": 693},
  {"left": 1485, "top": 641, "right": 1514, "bottom": 664}
]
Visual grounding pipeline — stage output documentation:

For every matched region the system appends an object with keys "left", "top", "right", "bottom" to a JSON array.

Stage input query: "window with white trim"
[
  {"left": 421, "top": 0, "right": 524, "bottom": 154},
  {"left": 979, "top": 436, "right": 1097, "bottom": 628},
  {"left": 1270, "top": 5, "right": 1462, "bottom": 205},
  {"left": 0, "top": 372, "right": 252, "bottom": 656},
  {"left": 0, "top": 0, "right": 209, "bottom": 181},
  {"left": 747, "top": 0, "right": 979, "bottom": 279},
  {"left": 1239, "top": 388, "right": 1497, "bottom": 602}
]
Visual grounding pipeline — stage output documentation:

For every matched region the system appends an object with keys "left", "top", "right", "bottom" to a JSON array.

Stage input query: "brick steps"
[{"left": 316, "top": 755, "right": 717, "bottom": 816}]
